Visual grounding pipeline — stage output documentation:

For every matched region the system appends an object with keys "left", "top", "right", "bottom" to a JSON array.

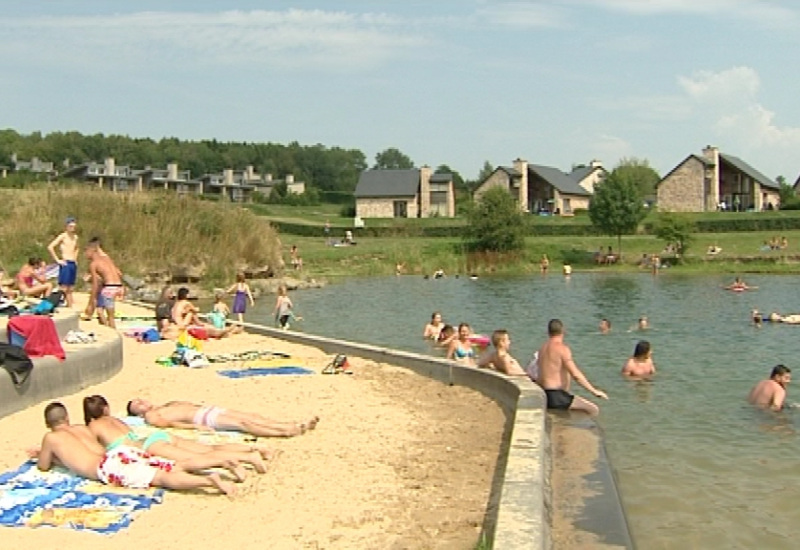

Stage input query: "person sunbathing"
[
  {"left": 127, "top": 398, "right": 319, "bottom": 438},
  {"left": 16, "top": 257, "right": 53, "bottom": 299},
  {"left": 83, "top": 395, "right": 269, "bottom": 476},
  {"left": 163, "top": 287, "right": 236, "bottom": 340},
  {"left": 29, "top": 402, "right": 236, "bottom": 496}
]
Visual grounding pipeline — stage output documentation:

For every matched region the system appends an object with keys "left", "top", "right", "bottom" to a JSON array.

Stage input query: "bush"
[
  {"left": 465, "top": 187, "right": 526, "bottom": 252},
  {"left": 339, "top": 204, "right": 356, "bottom": 218}
]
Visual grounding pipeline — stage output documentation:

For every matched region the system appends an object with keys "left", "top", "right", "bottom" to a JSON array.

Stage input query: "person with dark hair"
[
  {"left": 85, "top": 240, "right": 123, "bottom": 328},
  {"left": 748, "top": 365, "right": 792, "bottom": 411},
  {"left": 29, "top": 401, "right": 237, "bottom": 496},
  {"left": 155, "top": 285, "right": 176, "bottom": 333},
  {"left": 622, "top": 341, "right": 656, "bottom": 378},
  {"left": 16, "top": 257, "right": 53, "bottom": 298},
  {"left": 536, "top": 319, "right": 608, "bottom": 415},
  {"left": 598, "top": 319, "right": 611, "bottom": 334},
  {"left": 477, "top": 329, "right": 526, "bottom": 376},
  {"left": 82, "top": 395, "right": 267, "bottom": 475}
]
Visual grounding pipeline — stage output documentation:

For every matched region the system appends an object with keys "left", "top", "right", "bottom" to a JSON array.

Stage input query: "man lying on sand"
[
  {"left": 127, "top": 398, "right": 319, "bottom": 438},
  {"left": 84, "top": 395, "right": 270, "bottom": 476},
  {"left": 29, "top": 402, "right": 236, "bottom": 496}
]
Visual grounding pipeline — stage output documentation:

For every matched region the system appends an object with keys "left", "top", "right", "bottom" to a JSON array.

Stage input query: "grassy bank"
[{"left": 0, "top": 188, "right": 282, "bottom": 285}]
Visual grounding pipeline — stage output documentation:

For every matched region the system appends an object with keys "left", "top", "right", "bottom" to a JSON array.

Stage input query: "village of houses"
[{"left": 2, "top": 145, "right": 784, "bottom": 219}]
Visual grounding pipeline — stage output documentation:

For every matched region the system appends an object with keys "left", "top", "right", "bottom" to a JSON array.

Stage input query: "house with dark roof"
[
  {"left": 474, "top": 158, "right": 602, "bottom": 215},
  {"left": 354, "top": 166, "right": 454, "bottom": 218},
  {"left": 657, "top": 146, "right": 779, "bottom": 212}
]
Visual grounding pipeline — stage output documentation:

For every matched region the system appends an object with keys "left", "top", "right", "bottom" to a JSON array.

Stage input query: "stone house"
[
  {"left": 474, "top": 158, "right": 602, "bottom": 215},
  {"left": 63, "top": 158, "right": 203, "bottom": 196},
  {"left": 10, "top": 153, "right": 57, "bottom": 178},
  {"left": 657, "top": 146, "right": 780, "bottom": 212},
  {"left": 354, "top": 167, "right": 455, "bottom": 218}
]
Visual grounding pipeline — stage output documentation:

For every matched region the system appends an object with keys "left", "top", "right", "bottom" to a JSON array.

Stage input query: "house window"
[
  {"left": 393, "top": 200, "right": 408, "bottom": 218},
  {"left": 562, "top": 198, "right": 571, "bottom": 213}
]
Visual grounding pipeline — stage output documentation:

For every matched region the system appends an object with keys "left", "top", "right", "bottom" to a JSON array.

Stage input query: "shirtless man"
[
  {"left": 477, "top": 329, "right": 527, "bottom": 376},
  {"left": 47, "top": 217, "right": 79, "bottom": 308},
  {"left": 621, "top": 340, "right": 656, "bottom": 378},
  {"left": 83, "top": 395, "right": 266, "bottom": 476},
  {"left": 162, "top": 287, "right": 236, "bottom": 340},
  {"left": 171, "top": 286, "right": 202, "bottom": 329},
  {"left": 127, "top": 398, "right": 319, "bottom": 438},
  {"left": 748, "top": 365, "right": 791, "bottom": 411},
  {"left": 537, "top": 319, "right": 608, "bottom": 415},
  {"left": 85, "top": 241, "right": 123, "bottom": 328},
  {"left": 599, "top": 318, "right": 611, "bottom": 334},
  {"left": 30, "top": 402, "right": 236, "bottom": 496}
]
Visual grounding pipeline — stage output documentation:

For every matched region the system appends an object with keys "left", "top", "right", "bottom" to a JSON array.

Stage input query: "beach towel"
[
  {"left": 7, "top": 315, "right": 66, "bottom": 360},
  {"left": 218, "top": 367, "right": 314, "bottom": 378},
  {"left": 0, "top": 461, "right": 163, "bottom": 534},
  {"left": 206, "top": 350, "right": 291, "bottom": 363},
  {"left": 120, "top": 417, "right": 254, "bottom": 445}
]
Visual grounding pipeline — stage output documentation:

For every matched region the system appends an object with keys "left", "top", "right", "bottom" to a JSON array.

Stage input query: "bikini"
[{"left": 454, "top": 345, "right": 475, "bottom": 359}]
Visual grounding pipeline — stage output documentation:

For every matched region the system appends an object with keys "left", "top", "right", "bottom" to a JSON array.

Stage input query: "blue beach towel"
[
  {"left": 0, "top": 461, "right": 163, "bottom": 533},
  {"left": 218, "top": 366, "right": 314, "bottom": 378}
]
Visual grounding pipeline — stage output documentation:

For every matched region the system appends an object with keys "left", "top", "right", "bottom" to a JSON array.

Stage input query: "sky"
[{"left": 2, "top": 0, "right": 800, "bottom": 182}]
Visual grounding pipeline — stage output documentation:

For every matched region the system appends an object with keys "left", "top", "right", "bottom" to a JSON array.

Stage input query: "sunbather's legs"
[
  {"left": 168, "top": 438, "right": 267, "bottom": 473},
  {"left": 152, "top": 469, "right": 236, "bottom": 497}
]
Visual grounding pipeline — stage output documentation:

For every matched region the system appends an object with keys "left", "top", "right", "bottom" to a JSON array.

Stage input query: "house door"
[{"left": 393, "top": 200, "right": 408, "bottom": 218}]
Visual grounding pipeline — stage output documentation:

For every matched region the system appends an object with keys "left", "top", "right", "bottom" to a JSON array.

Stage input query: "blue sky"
[{"left": 2, "top": 0, "right": 799, "bottom": 181}]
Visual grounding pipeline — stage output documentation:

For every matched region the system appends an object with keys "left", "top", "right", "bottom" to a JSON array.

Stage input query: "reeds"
[{"left": 0, "top": 188, "right": 282, "bottom": 285}]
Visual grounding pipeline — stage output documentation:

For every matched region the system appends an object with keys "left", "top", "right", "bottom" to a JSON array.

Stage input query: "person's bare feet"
[
  {"left": 248, "top": 451, "right": 267, "bottom": 474},
  {"left": 306, "top": 416, "right": 320, "bottom": 431},
  {"left": 257, "top": 447, "right": 282, "bottom": 461},
  {"left": 223, "top": 460, "right": 248, "bottom": 482},
  {"left": 208, "top": 472, "right": 237, "bottom": 497}
]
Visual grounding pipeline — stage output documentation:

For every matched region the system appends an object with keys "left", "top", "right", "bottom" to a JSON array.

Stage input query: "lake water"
[{"left": 245, "top": 273, "right": 800, "bottom": 549}]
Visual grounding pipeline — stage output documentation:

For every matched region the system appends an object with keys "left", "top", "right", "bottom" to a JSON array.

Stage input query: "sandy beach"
[{"left": 0, "top": 294, "right": 506, "bottom": 549}]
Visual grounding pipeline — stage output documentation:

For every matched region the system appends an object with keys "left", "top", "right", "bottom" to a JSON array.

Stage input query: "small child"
[
  {"left": 226, "top": 272, "right": 254, "bottom": 324},
  {"left": 207, "top": 292, "right": 231, "bottom": 329},
  {"left": 273, "top": 285, "right": 302, "bottom": 330}
]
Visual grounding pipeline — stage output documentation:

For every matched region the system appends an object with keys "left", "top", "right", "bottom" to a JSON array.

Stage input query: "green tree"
[
  {"left": 776, "top": 175, "right": 795, "bottom": 208},
  {"left": 477, "top": 160, "right": 494, "bottom": 182},
  {"left": 588, "top": 170, "right": 647, "bottom": 258},
  {"left": 465, "top": 186, "right": 526, "bottom": 252},
  {"left": 435, "top": 164, "right": 465, "bottom": 190},
  {"left": 374, "top": 147, "right": 414, "bottom": 170},
  {"left": 653, "top": 213, "right": 695, "bottom": 259},
  {"left": 614, "top": 158, "right": 660, "bottom": 199}
]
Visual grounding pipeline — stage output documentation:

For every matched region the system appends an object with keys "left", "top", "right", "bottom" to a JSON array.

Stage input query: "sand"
[{"left": 0, "top": 295, "right": 506, "bottom": 549}]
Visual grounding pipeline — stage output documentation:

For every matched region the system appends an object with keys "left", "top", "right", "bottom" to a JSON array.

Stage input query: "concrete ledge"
[
  {"left": 0, "top": 324, "right": 123, "bottom": 418},
  {"left": 243, "top": 323, "right": 551, "bottom": 549},
  {"left": 0, "top": 309, "right": 81, "bottom": 341}
]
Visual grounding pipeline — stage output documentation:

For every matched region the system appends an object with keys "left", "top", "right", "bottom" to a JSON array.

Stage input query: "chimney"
[
  {"left": 512, "top": 158, "right": 529, "bottom": 212},
  {"left": 419, "top": 165, "right": 432, "bottom": 218},
  {"left": 246, "top": 165, "right": 254, "bottom": 180},
  {"left": 590, "top": 159, "right": 603, "bottom": 169},
  {"left": 105, "top": 157, "right": 115, "bottom": 175},
  {"left": 223, "top": 169, "right": 233, "bottom": 185},
  {"left": 167, "top": 162, "right": 178, "bottom": 180},
  {"left": 285, "top": 174, "right": 294, "bottom": 184},
  {"left": 702, "top": 145, "right": 720, "bottom": 209},
  {"left": 265, "top": 173, "right": 272, "bottom": 182}
]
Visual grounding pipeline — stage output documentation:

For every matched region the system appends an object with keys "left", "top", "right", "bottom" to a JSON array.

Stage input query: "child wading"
[
  {"left": 273, "top": 285, "right": 301, "bottom": 330},
  {"left": 226, "top": 272, "right": 254, "bottom": 324}
]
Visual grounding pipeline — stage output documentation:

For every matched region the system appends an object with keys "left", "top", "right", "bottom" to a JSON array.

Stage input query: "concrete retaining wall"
[{"left": 0, "top": 314, "right": 123, "bottom": 418}]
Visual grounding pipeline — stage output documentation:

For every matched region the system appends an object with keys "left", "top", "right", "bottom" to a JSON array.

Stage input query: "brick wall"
[{"left": 356, "top": 196, "right": 419, "bottom": 218}]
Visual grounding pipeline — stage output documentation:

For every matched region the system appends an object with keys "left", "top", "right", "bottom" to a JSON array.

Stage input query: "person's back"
[
  {"left": 748, "top": 365, "right": 790, "bottom": 411},
  {"left": 39, "top": 430, "right": 103, "bottom": 479},
  {"left": 537, "top": 337, "right": 570, "bottom": 390}
]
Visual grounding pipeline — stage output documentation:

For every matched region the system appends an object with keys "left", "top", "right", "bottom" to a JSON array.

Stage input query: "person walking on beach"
[
  {"left": 748, "top": 365, "right": 791, "bottom": 411},
  {"left": 227, "top": 272, "right": 254, "bottom": 324},
  {"left": 537, "top": 319, "right": 608, "bottom": 415},
  {"left": 273, "top": 285, "right": 300, "bottom": 330},
  {"left": 85, "top": 241, "right": 123, "bottom": 329},
  {"left": 47, "top": 216, "right": 79, "bottom": 308}
]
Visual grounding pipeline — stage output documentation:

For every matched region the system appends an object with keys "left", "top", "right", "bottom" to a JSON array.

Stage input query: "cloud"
[
  {"left": 678, "top": 66, "right": 760, "bottom": 105},
  {"left": 0, "top": 9, "right": 428, "bottom": 72},
  {"left": 475, "top": 2, "right": 567, "bottom": 29},
  {"left": 591, "top": 134, "right": 634, "bottom": 163},
  {"left": 571, "top": 0, "right": 799, "bottom": 28}
]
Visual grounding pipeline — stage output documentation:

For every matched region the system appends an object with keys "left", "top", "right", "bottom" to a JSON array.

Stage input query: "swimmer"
[
  {"left": 477, "top": 329, "right": 527, "bottom": 376},
  {"left": 423, "top": 312, "right": 445, "bottom": 340},
  {"left": 725, "top": 277, "right": 757, "bottom": 291},
  {"left": 752, "top": 309, "right": 763, "bottom": 327},
  {"left": 540, "top": 254, "right": 550, "bottom": 274},
  {"left": 599, "top": 318, "right": 611, "bottom": 334},
  {"left": 436, "top": 324, "right": 457, "bottom": 348},
  {"left": 748, "top": 365, "right": 791, "bottom": 411},
  {"left": 628, "top": 317, "right": 649, "bottom": 332},
  {"left": 621, "top": 341, "right": 656, "bottom": 378}
]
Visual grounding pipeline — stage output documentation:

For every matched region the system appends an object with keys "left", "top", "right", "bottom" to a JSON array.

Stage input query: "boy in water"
[{"left": 47, "top": 217, "right": 79, "bottom": 308}]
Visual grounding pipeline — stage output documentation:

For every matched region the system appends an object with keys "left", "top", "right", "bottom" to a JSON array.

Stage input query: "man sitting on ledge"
[
  {"left": 127, "top": 398, "right": 320, "bottom": 438},
  {"left": 161, "top": 287, "right": 236, "bottom": 340}
]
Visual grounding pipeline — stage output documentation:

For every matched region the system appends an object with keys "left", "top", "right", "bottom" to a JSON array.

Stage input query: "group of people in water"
[{"left": 30, "top": 396, "right": 319, "bottom": 496}]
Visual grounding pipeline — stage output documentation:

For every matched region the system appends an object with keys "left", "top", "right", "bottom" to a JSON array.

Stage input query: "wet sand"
[{"left": 0, "top": 295, "right": 506, "bottom": 549}]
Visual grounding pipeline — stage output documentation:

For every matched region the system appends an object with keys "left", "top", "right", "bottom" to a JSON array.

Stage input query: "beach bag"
[
  {"left": 31, "top": 300, "right": 55, "bottom": 315},
  {"left": 322, "top": 354, "right": 351, "bottom": 375},
  {"left": 0, "top": 342, "right": 34, "bottom": 386},
  {"left": 140, "top": 328, "right": 161, "bottom": 343},
  {"left": 45, "top": 291, "right": 65, "bottom": 309}
]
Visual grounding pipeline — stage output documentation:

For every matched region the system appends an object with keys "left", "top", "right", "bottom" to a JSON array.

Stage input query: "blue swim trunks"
[{"left": 58, "top": 260, "right": 77, "bottom": 286}]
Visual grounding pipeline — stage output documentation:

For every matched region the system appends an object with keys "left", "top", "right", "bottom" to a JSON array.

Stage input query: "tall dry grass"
[{"left": 0, "top": 188, "right": 282, "bottom": 285}]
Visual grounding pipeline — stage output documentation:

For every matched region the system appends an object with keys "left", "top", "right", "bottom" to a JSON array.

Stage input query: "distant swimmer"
[
  {"left": 621, "top": 341, "right": 656, "bottom": 378},
  {"left": 627, "top": 316, "right": 649, "bottom": 332},
  {"left": 536, "top": 319, "right": 608, "bottom": 415},
  {"left": 599, "top": 318, "right": 611, "bottom": 334},
  {"left": 432, "top": 268, "right": 446, "bottom": 279},
  {"left": 748, "top": 365, "right": 791, "bottom": 411},
  {"left": 725, "top": 276, "right": 757, "bottom": 292}
]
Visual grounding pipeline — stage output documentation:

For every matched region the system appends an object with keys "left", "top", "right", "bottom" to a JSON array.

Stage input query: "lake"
[{"left": 245, "top": 272, "right": 800, "bottom": 549}]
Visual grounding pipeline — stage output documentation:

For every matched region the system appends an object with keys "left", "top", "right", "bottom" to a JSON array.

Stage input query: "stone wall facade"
[
  {"left": 356, "top": 196, "right": 419, "bottom": 218},
  {"left": 657, "top": 157, "right": 707, "bottom": 212}
]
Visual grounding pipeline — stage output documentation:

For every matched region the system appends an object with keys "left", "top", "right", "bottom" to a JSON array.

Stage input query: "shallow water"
[{"left": 246, "top": 273, "right": 800, "bottom": 549}]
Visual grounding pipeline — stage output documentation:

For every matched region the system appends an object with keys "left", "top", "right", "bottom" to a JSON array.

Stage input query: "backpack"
[
  {"left": 45, "top": 291, "right": 65, "bottom": 309},
  {"left": 31, "top": 300, "right": 55, "bottom": 315},
  {"left": 0, "top": 342, "right": 34, "bottom": 387}
]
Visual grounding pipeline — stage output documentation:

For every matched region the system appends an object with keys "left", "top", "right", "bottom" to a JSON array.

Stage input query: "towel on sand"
[{"left": 218, "top": 366, "right": 314, "bottom": 378}]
